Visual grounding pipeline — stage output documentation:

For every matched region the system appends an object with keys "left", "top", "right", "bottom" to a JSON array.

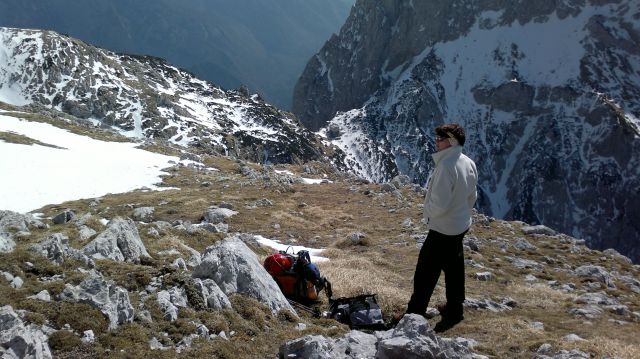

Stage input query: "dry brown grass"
[{"left": 0, "top": 130, "right": 65, "bottom": 148}]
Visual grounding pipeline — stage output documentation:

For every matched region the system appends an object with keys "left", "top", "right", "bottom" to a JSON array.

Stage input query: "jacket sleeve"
[
  {"left": 467, "top": 162, "right": 478, "bottom": 208},
  {"left": 423, "top": 166, "right": 455, "bottom": 221}
]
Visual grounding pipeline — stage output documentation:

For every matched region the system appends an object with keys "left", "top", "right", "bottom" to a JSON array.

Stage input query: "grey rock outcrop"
[
  {"left": 82, "top": 217, "right": 150, "bottom": 263},
  {"left": 157, "top": 287, "right": 188, "bottom": 322},
  {"left": 522, "top": 225, "right": 557, "bottom": 237},
  {"left": 31, "top": 233, "right": 93, "bottom": 267},
  {"left": 192, "top": 235, "right": 294, "bottom": 315},
  {"left": 464, "top": 298, "right": 514, "bottom": 312},
  {"left": 60, "top": 271, "right": 134, "bottom": 330},
  {"left": 132, "top": 207, "right": 155, "bottom": 221},
  {"left": 0, "top": 211, "right": 46, "bottom": 254},
  {"left": 0, "top": 234, "right": 15, "bottom": 254},
  {"left": 280, "top": 314, "right": 485, "bottom": 359},
  {"left": 0, "top": 211, "right": 46, "bottom": 233},
  {"left": 52, "top": 210, "right": 75, "bottom": 225},
  {"left": 193, "top": 279, "right": 232, "bottom": 310},
  {"left": 574, "top": 265, "right": 615, "bottom": 288},
  {"left": 0, "top": 305, "right": 52, "bottom": 359},
  {"left": 294, "top": 0, "right": 640, "bottom": 263},
  {"left": 280, "top": 330, "right": 378, "bottom": 359},
  {"left": 202, "top": 207, "right": 238, "bottom": 224}
]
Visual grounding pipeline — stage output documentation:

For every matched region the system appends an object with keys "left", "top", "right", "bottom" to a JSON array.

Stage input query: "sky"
[{"left": 0, "top": 113, "right": 180, "bottom": 213}]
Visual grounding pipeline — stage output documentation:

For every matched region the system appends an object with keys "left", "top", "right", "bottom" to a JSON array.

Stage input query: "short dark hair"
[{"left": 435, "top": 123, "right": 466, "bottom": 146}]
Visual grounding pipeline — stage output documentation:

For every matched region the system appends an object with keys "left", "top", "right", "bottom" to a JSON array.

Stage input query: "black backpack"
[{"left": 329, "top": 294, "right": 386, "bottom": 331}]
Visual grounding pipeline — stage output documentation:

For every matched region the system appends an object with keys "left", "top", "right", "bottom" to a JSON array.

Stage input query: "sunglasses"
[{"left": 435, "top": 137, "right": 448, "bottom": 142}]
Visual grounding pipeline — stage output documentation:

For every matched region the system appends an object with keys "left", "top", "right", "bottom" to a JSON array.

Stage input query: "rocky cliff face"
[
  {"left": 0, "top": 27, "right": 328, "bottom": 164},
  {"left": 294, "top": 0, "right": 640, "bottom": 261}
]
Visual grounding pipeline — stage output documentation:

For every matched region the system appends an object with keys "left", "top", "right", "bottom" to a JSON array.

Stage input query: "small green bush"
[{"left": 48, "top": 330, "right": 82, "bottom": 352}]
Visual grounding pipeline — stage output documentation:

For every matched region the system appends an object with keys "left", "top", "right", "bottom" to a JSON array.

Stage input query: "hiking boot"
[
  {"left": 433, "top": 314, "right": 464, "bottom": 333},
  {"left": 436, "top": 304, "right": 463, "bottom": 320}
]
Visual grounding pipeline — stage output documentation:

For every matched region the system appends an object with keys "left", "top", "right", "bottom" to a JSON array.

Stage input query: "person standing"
[{"left": 402, "top": 123, "right": 478, "bottom": 332}]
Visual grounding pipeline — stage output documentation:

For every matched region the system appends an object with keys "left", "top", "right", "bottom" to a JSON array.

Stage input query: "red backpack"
[{"left": 264, "top": 249, "right": 331, "bottom": 302}]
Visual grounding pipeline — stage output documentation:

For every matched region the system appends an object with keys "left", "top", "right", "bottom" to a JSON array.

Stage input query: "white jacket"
[{"left": 423, "top": 146, "right": 478, "bottom": 236}]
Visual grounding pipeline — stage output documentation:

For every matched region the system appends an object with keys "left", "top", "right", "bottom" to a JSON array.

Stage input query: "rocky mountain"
[
  {"left": 0, "top": 0, "right": 354, "bottom": 109},
  {"left": 0, "top": 27, "right": 332, "bottom": 165},
  {"left": 293, "top": 0, "right": 640, "bottom": 262}
]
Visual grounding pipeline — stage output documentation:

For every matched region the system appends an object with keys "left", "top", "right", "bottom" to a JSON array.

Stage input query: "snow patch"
[
  {"left": 255, "top": 235, "right": 328, "bottom": 262},
  {"left": 0, "top": 115, "right": 180, "bottom": 213}
]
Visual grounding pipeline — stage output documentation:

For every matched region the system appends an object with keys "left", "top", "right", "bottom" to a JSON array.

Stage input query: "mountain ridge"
[{"left": 0, "top": 27, "right": 336, "bottom": 166}]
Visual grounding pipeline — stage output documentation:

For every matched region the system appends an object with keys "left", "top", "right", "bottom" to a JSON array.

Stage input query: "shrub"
[{"left": 48, "top": 330, "right": 82, "bottom": 352}]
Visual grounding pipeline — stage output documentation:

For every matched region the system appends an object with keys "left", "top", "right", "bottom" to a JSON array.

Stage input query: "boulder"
[
  {"left": 522, "top": 225, "right": 556, "bottom": 236},
  {"left": 464, "top": 298, "right": 514, "bottom": 312},
  {"left": 60, "top": 271, "right": 134, "bottom": 330},
  {"left": 0, "top": 211, "right": 46, "bottom": 233},
  {"left": 391, "top": 175, "right": 412, "bottom": 188},
  {"left": 0, "top": 234, "right": 16, "bottom": 254},
  {"left": 574, "top": 292, "right": 618, "bottom": 306},
  {"left": 475, "top": 272, "right": 492, "bottom": 281},
  {"left": 52, "top": 210, "right": 75, "bottom": 225},
  {"left": 157, "top": 287, "right": 188, "bottom": 322},
  {"left": 280, "top": 330, "right": 377, "bottom": 359},
  {"left": 619, "top": 275, "right": 640, "bottom": 294},
  {"left": 82, "top": 217, "right": 150, "bottom": 263},
  {"left": 514, "top": 238, "right": 537, "bottom": 251},
  {"left": 574, "top": 265, "right": 615, "bottom": 288},
  {"left": 505, "top": 257, "right": 543, "bottom": 271},
  {"left": 0, "top": 305, "right": 52, "bottom": 359},
  {"left": 380, "top": 183, "right": 397, "bottom": 193},
  {"left": 28, "top": 290, "right": 51, "bottom": 302},
  {"left": 193, "top": 278, "right": 232, "bottom": 310},
  {"left": 78, "top": 226, "right": 97, "bottom": 240},
  {"left": 202, "top": 207, "right": 238, "bottom": 224},
  {"left": 280, "top": 315, "right": 485, "bottom": 359},
  {"left": 31, "top": 233, "right": 93, "bottom": 267},
  {"left": 132, "top": 207, "right": 155, "bottom": 221},
  {"left": 568, "top": 305, "right": 603, "bottom": 319},
  {"left": 192, "top": 235, "right": 294, "bottom": 315}
]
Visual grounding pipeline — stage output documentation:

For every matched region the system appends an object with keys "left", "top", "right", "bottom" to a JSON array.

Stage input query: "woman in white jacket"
[{"left": 403, "top": 123, "right": 477, "bottom": 332}]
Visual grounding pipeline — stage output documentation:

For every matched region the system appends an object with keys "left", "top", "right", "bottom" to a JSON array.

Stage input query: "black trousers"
[{"left": 406, "top": 229, "right": 466, "bottom": 316}]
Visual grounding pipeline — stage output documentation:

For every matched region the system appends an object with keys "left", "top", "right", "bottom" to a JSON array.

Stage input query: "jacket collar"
[{"left": 432, "top": 145, "right": 462, "bottom": 165}]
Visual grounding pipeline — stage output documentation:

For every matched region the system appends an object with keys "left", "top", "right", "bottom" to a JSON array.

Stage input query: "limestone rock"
[
  {"left": 132, "top": 207, "right": 155, "bottom": 221},
  {"left": 192, "top": 235, "right": 294, "bottom": 315},
  {"left": 0, "top": 211, "right": 46, "bottom": 233},
  {"left": 82, "top": 217, "right": 150, "bottom": 263},
  {"left": 157, "top": 287, "right": 188, "bottom": 322},
  {"left": 522, "top": 225, "right": 556, "bottom": 236},
  {"left": 0, "top": 305, "right": 52, "bottom": 359},
  {"left": 52, "top": 210, "right": 75, "bottom": 225},
  {"left": 281, "top": 314, "right": 484, "bottom": 359},
  {"left": 193, "top": 278, "right": 231, "bottom": 310},
  {"left": 0, "top": 234, "right": 16, "bottom": 254},
  {"left": 574, "top": 265, "right": 615, "bottom": 288},
  {"left": 60, "top": 271, "right": 134, "bottom": 330},
  {"left": 202, "top": 207, "right": 238, "bottom": 224}
]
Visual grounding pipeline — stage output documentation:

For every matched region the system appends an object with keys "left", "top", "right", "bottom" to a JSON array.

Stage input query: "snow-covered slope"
[
  {"left": 295, "top": 1, "right": 640, "bottom": 261},
  {"left": 0, "top": 27, "right": 327, "bottom": 164},
  {"left": 0, "top": 112, "right": 181, "bottom": 213}
]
